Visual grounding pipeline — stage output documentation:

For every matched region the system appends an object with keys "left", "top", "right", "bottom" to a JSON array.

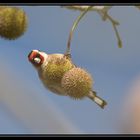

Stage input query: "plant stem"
[
  {"left": 105, "top": 13, "right": 122, "bottom": 48},
  {"left": 65, "top": 6, "right": 93, "bottom": 57},
  {"left": 99, "top": 11, "right": 122, "bottom": 48}
]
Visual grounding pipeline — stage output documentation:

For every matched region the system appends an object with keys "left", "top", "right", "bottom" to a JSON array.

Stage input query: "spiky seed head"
[
  {"left": 0, "top": 6, "right": 28, "bottom": 40},
  {"left": 44, "top": 57, "right": 74, "bottom": 85},
  {"left": 61, "top": 67, "right": 93, "bottom": 99}
]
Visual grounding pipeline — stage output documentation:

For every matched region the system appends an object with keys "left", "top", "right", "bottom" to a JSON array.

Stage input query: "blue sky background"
[{"left": 0, "top": 6, "right": 140, "bottom": 134}]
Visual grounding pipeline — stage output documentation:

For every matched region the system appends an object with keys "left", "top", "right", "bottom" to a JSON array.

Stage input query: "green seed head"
[
  {"left": 0, "top": 6, "right": 28, "bottom": 40},
  {"left": 61, "top": 67, "right": 93, "bottom": 99},
  {"left": 44, "top": 56, "right": 74, "bottom": 85}
]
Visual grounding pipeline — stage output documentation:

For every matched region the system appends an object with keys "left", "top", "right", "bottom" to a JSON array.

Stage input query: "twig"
[
  {"left": 63, "top": 6, "right": 122, "bottom": 48},
  {"left": 64, "top": 6, "right": 93, "bottom": 58},
  {"left": 106, "top": 13, "right": 122, "bottom": 48},
  {"left": 98, "top": 11, "right": 122, "bottom": 48}
]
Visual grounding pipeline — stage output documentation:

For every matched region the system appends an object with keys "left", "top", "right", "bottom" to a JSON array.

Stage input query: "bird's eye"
[{"left": 34, "top": 57, "right": 41, "bottom": 64}]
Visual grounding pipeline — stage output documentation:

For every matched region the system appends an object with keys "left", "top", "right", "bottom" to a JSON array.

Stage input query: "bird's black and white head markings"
[{"left": 28, "top": 50, "right": 48, "bottom": 67}]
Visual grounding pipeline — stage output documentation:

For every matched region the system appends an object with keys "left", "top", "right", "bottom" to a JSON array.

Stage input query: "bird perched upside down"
[{"left": 28, "top": 50, "right": 107, "bottom": 109}]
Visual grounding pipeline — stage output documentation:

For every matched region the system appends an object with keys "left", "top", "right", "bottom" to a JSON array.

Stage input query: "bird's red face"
[{"left": 28, "top": 50, "right": 45, "bottom": 67}]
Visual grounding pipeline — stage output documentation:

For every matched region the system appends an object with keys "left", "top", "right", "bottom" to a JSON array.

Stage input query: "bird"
[{"left": 28, "top": 50, "right": 107, "bottom": 109}]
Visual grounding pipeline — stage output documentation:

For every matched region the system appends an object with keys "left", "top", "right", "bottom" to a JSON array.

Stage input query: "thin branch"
[
  {"left": 106, "top": 13, "right": 122, "bottom": 48},
  {"left": 62, "top": 6, "right": 112, "bottom": 12},
  {"left": 98, "top": 11, "right": 122, "bottom": 48},
  {"left": 63, "top": 6, "right": 122, "bottom": 48},
  {"left": 65, "top": 6, "right": 93, "bottom": 58}
]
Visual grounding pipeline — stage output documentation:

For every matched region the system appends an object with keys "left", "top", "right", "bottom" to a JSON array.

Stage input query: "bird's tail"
[{"left": 87, "top": 91, "right": 107, "bottom": 109}]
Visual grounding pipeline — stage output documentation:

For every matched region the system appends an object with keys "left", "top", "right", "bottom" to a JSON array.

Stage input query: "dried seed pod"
[
  {"left": 61, "top": 67, "right": 93, "bottom": 99},
  {"left": 44, "top": 56, "right": 74, "bottom": 84},
  {"left": 0, "top": 6, "right": 28, "bottom": 40}
]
